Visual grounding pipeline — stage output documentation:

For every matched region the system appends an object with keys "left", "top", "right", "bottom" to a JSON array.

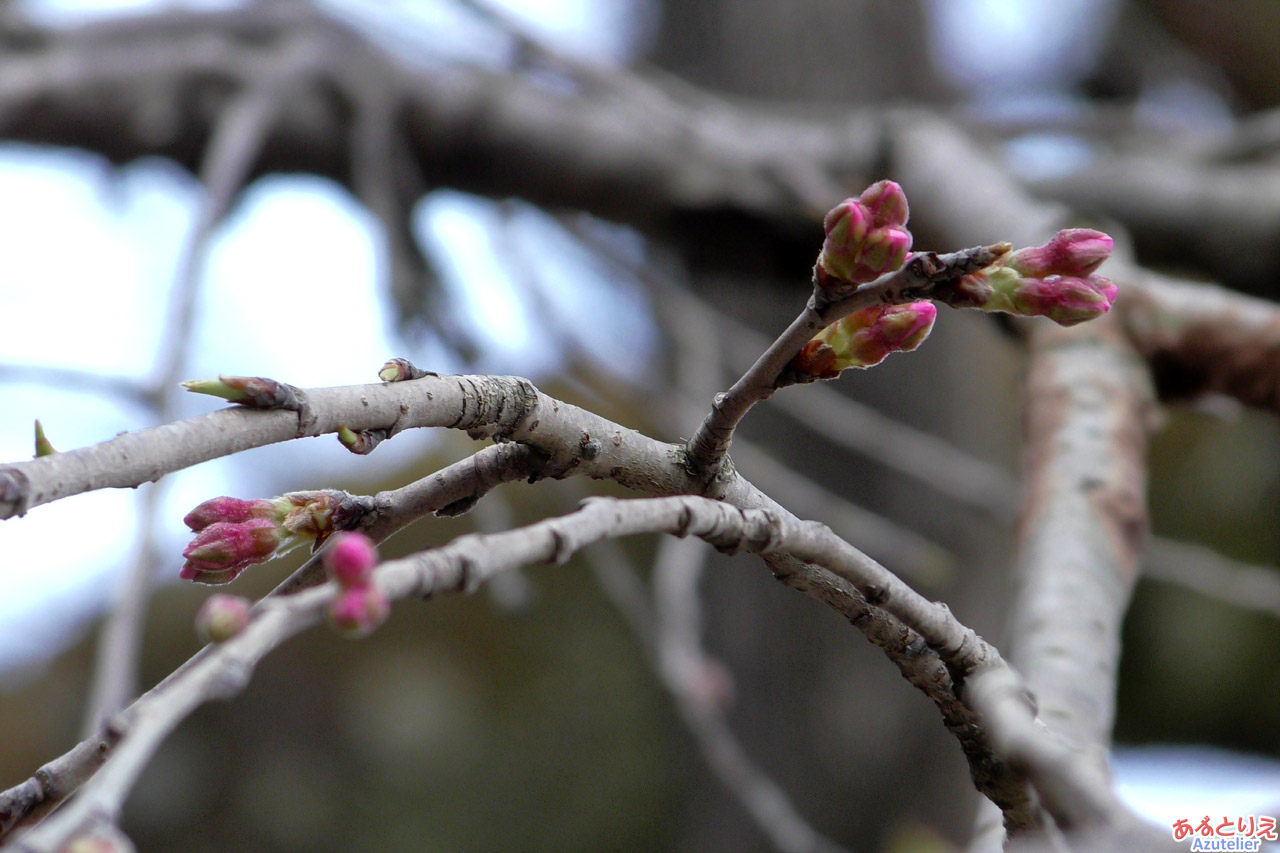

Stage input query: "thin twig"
[
  {"left": 683, "top": 243, "right": 1009, "bottom": 481},
  {"left": 587, "top": 539, "right": 851, "bottom": 853},
  {"left": 1142, "top": 538, "right": 1280, "bottom": 619}
]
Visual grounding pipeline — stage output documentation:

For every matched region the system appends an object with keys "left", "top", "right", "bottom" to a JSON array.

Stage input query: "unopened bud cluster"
[
  {"left": 949, "top": 229, "right": 1117, "bottom": 326},
  {"left": 817, "top": 180, "right": 913, "bottom": 289},
  {"left": 324, "top": 532, "right": 389, "bottom": 638},
  {"left": 789, "top": 301, "right": 937, "bottom": 379},
  {"left": 180, "top": 491, "right": 364, "bottom": 585}
]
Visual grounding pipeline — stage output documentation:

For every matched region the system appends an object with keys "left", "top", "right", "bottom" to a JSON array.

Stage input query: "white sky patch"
[
  {"left": 0, "top": 489, "right": 134, "bottom": 682},
  {"left": 0, "top": 148, "right": 182, "bottom": 379},
  {"left": 507, "top": 206, "right": 657, "bottom": 381},
  {"left": 0, "top": 388, "right": 144, "bottom": 678},
  {"left": 1002, "top": 133, "right": 1097, "bottom": 181},
  {"left": 417, "top": 192, "right": 551, "bottom": 374},
  {"left": 924, "top": 0, "right": 1118, "bottom": 95},
  {"left": 485, "top": 0, "right": 653, "bottom": 62},
  {"left": 1114, "top": 746, "right": 1280, "bottom": 832},
  {"left": 193, "top": 176, "right": 394, "bottom": 386},
  {"left": 15, "top": 0, "right": 246, "bottom": 26}
]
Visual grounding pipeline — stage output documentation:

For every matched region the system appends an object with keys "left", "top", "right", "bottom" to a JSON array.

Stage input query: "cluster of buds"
[
  {"left": 817, "top": 181, "right": 913, "bottom": 289},
  {"left": 195, "top": 594, "right": 252, "bottom": 643},
  {"left": 180, "top": 491, "right": 366, "bottom": 585},
  {"left": 789, "top": 301, "right": 938, "bottom": 380},
  {"left": 946, "top": 229, "right": 1117, "bottom": 326},
  {"left": 324, "top": 532, "right": 389, "bottom": 638}
]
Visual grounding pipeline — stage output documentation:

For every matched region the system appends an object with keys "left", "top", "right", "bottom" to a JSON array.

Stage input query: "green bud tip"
[
  {"left": 34, "top": 420, "right": 57, "bottom": 457},
  {"left": 180, "top": 378, "right": 247, "bottom": 402}
]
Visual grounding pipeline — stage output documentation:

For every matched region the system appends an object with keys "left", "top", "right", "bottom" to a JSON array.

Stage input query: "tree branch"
[
  {"left": 0, "top": 442, "right": 542, "bottom": 839},
  {"left": 8, "top": 494, "right": 1055, "bottom": 850}
]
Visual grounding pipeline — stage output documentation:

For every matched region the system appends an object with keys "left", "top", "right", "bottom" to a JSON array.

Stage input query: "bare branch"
[
  {"left": 9, "top": 494, "right": 1049, "bottom": 850},
  {"left": 0, "top": 442, "right": 542, "bottom": 838},
  {"left": 1143, "top": 537, "right": 1280, "bottom": 620},
  {"left": 1121, "top": 271, "right": 1280, "bottom": 414}
]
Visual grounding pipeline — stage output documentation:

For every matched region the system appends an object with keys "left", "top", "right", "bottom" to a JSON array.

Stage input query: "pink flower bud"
[
  {"left": 1008, "top": 228, "right": 1113, "bottom": 278},
  {"left": 328, "top": 585, "right": 390, "bottom": 638},
  {"left": 790, "top": 301, "right": 937, "bottom": 378},
  {"left": 818, "top": 182, "right": 914, "bottom": 287},
  {"left": 182, "top": 518, "right": 283, "bottom": 572},
  {"left": 325, "top": 532, "right": 379, "bottom": 588},
  {"left": 846, "top": 226, "right": 912, "bottom": 284},
  {"left": 1007, "top": 274, "right": 1119, "bottom": 327},
  {"left": 950, "top": 229, "right": 1118, "bottom": 327},
  {"left": 819, "top": 198, "right": 870, "bottom": 283},
  {"left": 183, "top": 496, "right": 279, "bottom": 532},
  {"left": 195, "top": 594, "right": 252, "bottom": 643},
  {"left": 858, "top": 179, "right": 909, "bottom": 227}
]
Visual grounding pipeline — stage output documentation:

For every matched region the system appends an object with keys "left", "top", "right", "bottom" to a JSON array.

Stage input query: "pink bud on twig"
[
  {"left": 949, "top": 229, "right": 1117, "bottom": 327},
  {"left": 1007, "top": 228, "right": 1113, "bottom": 278},
  {"left": 818, "top": 181, "right": 913, "bottom": 287},
  {"left": 182, "top": 518, "right": 284, "bottom": 572},
  {"left": 328, "top": 586, "right": 390, "bottom": 639},
  {"left": 195, "top": 594, "right": 252, "bottom": 643},
  {"left": 183, "top": 496, "right": 280, "bottom": 532},
  {"left": 790, "top": 301, "right": 937, "bottom": 379},
  {"left": 325, "top": 532, "right": 379, "bottom": 588}
]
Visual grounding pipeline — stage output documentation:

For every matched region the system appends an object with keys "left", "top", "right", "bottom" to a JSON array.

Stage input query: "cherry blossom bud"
[
  {"left": 181, "top": 375, "right": 299, "bottom": 410},
  {"left": 1002, "top": 272, "right": 1118, "bottom": 326},
  {"left": 789, "top": 301, "right": 937, "bottom": 379},
  {"left": 328, "top": 585, "right": 390, "bottom": 638},
  {"left": 950, "top": 229, "right": 1118, "bottom": 327},
  {"left": 325, "top": 532, "right": 378, "bottom": 588},
  {"left": 195, "top": 594, "right": 252, "bottom": 643},
  {"left": 34, "top": 420, "right": 56, "bottom": 457},
  {"left": 378, "top": 357, "right": 431, "bottom": 382},
  {"left": 337, "top": 425, "right": 387, "bottom": 455},
  {"left": 849, "top": 227, "right": 912, "bottom": 284},
  {"left": 184, "top": 496, "right": 280, "bottom": 532},
  {"left": 1007, "top": 228, "right": 1113, "bottom": 278},
  {"left": 817, "top": 181, "right": 914, "bottom": 287},
  {"left": 182, "top": 518, "right": 283, "bottom": 571},
  {"left": 858, "top": 179, "right": 910, "bottom": 227},
  {"left": 179, "top": 491, "right": 371, "bottom": 583}
]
